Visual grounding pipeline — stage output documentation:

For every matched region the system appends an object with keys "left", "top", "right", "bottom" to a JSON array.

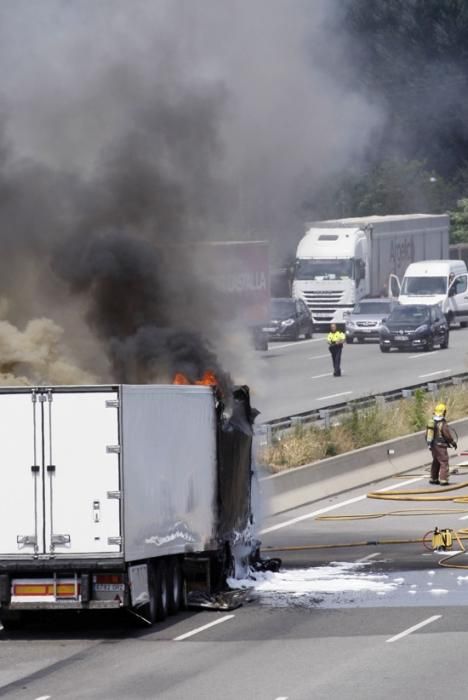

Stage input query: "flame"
[
  {"left": 195, "top": 370, "right": 218, "bottom": 386},
  {"left": 172, "top": 369, "right": 219, "bottom": 388},
  {"left": 172, "top": 372, "right": 191, "bottom": 385}
]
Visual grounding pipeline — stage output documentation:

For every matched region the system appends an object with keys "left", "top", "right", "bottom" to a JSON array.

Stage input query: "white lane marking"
[
  {"left": 409, "top": 351, "right": 438, "bottom": 359},
  {"left": 34, "top": 696, "right": 51, "bottom": 700},
  {"left": 274, "top": 697, "right": 289, "bottom": 700},
  {"left": 386, "top": 615, "right": 441, "bottom": 643},
  {"left": 273, "top": 338, "right": 324, "bottom": 349},
  {"left": 173, "top": 615, "right": 235, "bottom": 641},
  {"left": 309, "top": 354, "right": 329, "bottom": 360},
  {"left": 459, "top": 515, "right": 468, "bottom": 521},
  {"left": 310, "top": 372, "right": 333, "bottom": 380},
  {"left": 419, "top": 368, "right": 451, "bottom": 378},
  {"left": 316, "top": 391, "right": 352, "bottom": 401},
  {"left": 259, "top": 477, "right": 423, "bottom": 534},
  {"left": 356, "top": 552, "right": 381, "bottom": 563}
]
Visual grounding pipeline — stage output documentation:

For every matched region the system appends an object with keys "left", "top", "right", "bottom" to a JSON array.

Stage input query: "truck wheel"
[
  {"left": 446, "top": 312, "right": 454, "bottom": 327},
  {"left": 380, "top": 344, "right": 390, "bottom": 353},
  {"left": 154, "top": 561, "right": 169, "bottom": 621},
  {"left": 145, "top": 560, "right": 169, "bottom": 624},
  {"left": 167, "top": 557, "right": 184, "bottom": 615}
]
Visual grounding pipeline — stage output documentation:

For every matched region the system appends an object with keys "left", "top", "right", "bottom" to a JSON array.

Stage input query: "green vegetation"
[{"left": 262, "top": 384, "right": 468, "bottom": 473}]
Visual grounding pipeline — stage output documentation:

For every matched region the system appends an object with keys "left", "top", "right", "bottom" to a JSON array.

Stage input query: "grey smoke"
[{"left": 0, "top": 1, "right": 381, "bottom": 384}]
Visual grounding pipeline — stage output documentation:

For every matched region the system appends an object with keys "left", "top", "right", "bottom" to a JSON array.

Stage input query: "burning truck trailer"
[{"left": 0, "top": 380, "right": 277, "bottom": 629}]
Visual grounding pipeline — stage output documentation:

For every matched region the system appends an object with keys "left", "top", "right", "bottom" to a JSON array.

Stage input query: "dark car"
[
  {"left": 345, "top": 298, "right": 399, "bottom": 343},
  {"left": 379, "top": 303, "right": 449, "bottom": 352},
  {"left": 263, "top": 298, "right": 314, "bottom": 341}
]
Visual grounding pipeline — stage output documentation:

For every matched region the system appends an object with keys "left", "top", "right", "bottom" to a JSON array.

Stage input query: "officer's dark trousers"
[{"left": 329, "top": 345, "right": 342, "bottom": 376}]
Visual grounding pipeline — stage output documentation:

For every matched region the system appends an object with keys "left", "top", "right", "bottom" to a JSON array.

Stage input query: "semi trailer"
[
  {"left": 0, "top": 383, "right": 260, "bottom": 628},
  {"left": 292, "top": 214, "right": 449, "bottom": 326}
]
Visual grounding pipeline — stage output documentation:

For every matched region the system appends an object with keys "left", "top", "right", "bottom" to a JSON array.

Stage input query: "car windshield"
[
  {"left": 271, "top": 300, "right": 295, "bottom": 319},
  {"left": 401, "top": 276, "right": 447, "bottom": 295},
  {"left": 388, "top": 306, "right": 430, "bottom": 323},
  {"left": 352, "top": 301, "right": 391, "bottom": 315},
  {"left": 295, "top": 258, "right": 353, "bottom": 280}
]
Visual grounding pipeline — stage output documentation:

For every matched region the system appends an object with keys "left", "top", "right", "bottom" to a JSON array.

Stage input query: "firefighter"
[
  {"left": 426, "top": 402, "right": 457, "bottom": 485},
  {"left": 327, "top": 323, "right": 346, "bottom": 377}
]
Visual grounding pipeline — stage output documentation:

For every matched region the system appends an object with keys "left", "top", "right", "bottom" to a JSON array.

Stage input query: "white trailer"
[
  {"left": 0, "top": 384, "right": 257, "bottom": 628},
  {"left": 292, "top": 214, "right": 449, "bottom": 326}
]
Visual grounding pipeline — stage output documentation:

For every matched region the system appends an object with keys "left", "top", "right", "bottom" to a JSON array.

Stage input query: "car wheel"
[
  {"left": 304, "top": 323, "right": 313, "bottom": 339},
  {"left": 440, "top": 332, "right": 449, "bottom": 349},
  {"left": 380, "top": 344, "right": 390, "bottom": 353},
  {"left": 357, "top": 337, "right": 364, "bottom": 344},
  {"left": 346, "top": 337, "right": 353, "bottom": 344},
  {"left": 460, "top": 321, "right": 468, "bottom": 328}
]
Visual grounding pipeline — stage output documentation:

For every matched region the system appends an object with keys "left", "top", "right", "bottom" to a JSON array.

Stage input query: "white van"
[{"left": 394, "top": 260, "right": 468, "bottom": 326}]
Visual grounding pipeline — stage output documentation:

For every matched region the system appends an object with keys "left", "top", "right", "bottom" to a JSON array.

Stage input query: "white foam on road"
[{"left": 228, "top": 562, "right": 468, "bottom": 609}]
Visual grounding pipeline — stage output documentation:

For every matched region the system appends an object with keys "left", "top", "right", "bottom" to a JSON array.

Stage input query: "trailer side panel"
[{"left": 121, "top": 385, "right": 217, "bottom": 562}]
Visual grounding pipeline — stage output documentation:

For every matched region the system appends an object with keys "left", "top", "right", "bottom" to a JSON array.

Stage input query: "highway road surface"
[
  {"left": 250, "top": 326, "right": 468, "bottom": 422},
  {"left": 4, "top": 461, "right": 468, "bottom": 699}
]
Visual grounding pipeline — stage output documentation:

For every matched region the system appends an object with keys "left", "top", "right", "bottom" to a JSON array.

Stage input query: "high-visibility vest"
[{"left": 327, "top": 331, "right": 345, "bottom": 345}]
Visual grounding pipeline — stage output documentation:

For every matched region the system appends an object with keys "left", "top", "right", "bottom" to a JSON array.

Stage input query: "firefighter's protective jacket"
[{"left": 426, "top": 417, "right": 455, "bottom": 448}]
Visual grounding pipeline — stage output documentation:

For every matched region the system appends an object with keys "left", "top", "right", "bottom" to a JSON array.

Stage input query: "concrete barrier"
[{"left": 260, "top": 417, "right": 468, "bottom": 516}]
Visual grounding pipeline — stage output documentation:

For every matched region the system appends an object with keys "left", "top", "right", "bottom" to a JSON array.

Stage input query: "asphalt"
[
  {"left": 4, "top": 464, "right": 468, "bottom": 699},
  {"left": 250, "top": 325, "right": 468, "bottom": 422}
]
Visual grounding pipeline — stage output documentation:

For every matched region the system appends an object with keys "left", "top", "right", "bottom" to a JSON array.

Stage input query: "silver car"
[{"left": 344, "top": 298, "right": 398, "bottom": 344}]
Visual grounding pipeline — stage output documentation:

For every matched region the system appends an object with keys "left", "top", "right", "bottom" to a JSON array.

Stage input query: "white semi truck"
[
  {"left": 292, "top": 214, "right": 450, "bottom": 326},
  {"left": 0, "top": 383, "right": 263, "bottom": 628}
]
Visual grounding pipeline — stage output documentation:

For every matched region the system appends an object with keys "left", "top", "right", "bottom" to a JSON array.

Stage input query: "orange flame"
[
  {"left": 172, "top": 369, "right": 219, "bottom": 389},
  {"left": 172, "top": 372, "right": 190, "bottom": 385}
]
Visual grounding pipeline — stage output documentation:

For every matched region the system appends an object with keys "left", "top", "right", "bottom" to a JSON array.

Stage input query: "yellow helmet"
[{"left": 434, "top": 402, "right": 447, "bottom": 417}]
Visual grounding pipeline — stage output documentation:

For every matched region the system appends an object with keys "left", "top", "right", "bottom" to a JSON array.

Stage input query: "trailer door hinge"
[
  {"left": 108, "top": 536, "right": 122, "bottom": 546},
  {"left": 105, "top": 399, "right": 120, "bottom": 409},
  {"left": 17, "top": 535, "right": 37, "bottom": 546},
  {"left": 51, "top": 534, "right": 71, "bottom": 545},
  {"left": 106, "top": 445, "right": 121, "bottom": 454},
  {"left": 107, "top": 490, "right": 122, "bottom": 500}
]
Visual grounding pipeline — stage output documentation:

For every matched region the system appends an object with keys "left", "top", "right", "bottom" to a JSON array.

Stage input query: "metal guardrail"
[{"left": 256, "top": 371, "right": 468, "bottom": 446}]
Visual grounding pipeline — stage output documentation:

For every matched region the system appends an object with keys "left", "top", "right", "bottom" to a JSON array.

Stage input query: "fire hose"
[{"left": 262, "top": 478, "right": 468, "bottom": 570}]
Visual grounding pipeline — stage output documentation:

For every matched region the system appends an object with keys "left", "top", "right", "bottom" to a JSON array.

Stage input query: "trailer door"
[
  {"left": 0, "top": 391, "right": 42, "bottom": 555},
  {"left": 42, "top": 390, "right": 121, "bottom": 556}
]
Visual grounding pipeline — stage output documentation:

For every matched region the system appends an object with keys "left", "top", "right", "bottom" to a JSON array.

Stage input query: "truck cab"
[
  {"left": 395, "top": 260, "right": 468, "bottom": 327},
  {"left": 292, "top": 226, "right": 369, "bottom": 326}
]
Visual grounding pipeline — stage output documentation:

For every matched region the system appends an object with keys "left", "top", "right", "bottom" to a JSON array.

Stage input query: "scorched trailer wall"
[{"left": 0, "top": 384, "right": 255, "bottom": 625}]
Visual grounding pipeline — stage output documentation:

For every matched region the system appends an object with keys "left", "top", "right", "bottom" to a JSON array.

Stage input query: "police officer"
[
  {"left": 327, "top": 323, "right": 346, "bottom": 377},
  {"left": 426, "top": 403, "right": 457, "bottom": 486}
]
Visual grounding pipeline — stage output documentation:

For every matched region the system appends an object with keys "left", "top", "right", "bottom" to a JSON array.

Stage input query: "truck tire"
[
  {"left": 167, "top": 557, "right": 184, "bottom": 615},
  {"left": 154, "top": 560, "right": 169, "bottom": 621},
  {"left": 446, "top": 312, "right": 454, "bottom": 327},
  {"left": 145, "top": 560, "right": 169, "bottom": 624}
]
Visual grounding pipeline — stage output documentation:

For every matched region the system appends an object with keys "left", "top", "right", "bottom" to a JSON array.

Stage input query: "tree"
[{"left": 450, "top": 198, "right": 468, "bottom": 242}]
